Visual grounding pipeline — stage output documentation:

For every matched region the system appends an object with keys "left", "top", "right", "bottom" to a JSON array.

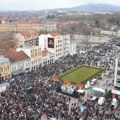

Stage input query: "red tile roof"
[
  {"left": 51, "top": 32, "right": 61, "bottom": 37},
  {"left": 4, "top": 51, "right": 30, "bottom": 63},
  {"left": 42, "top": 50, "right": 51, "bottom": 57},
  {"left": 20, "top": 30, "right": 38, "bottom": 38},
  {"left": 16, "top": 22, "right": 43, "bottom": 27},
  {"left": 9, "top": 48, "right": 16, "bottom": 52}
]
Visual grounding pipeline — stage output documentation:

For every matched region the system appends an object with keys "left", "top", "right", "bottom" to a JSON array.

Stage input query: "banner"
[{"left": 48, "top": 38, "right": 54, "bottom": 48}]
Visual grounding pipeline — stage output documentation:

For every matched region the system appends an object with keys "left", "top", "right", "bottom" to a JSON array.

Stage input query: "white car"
[
  {"left": 91, "top": 78, "right": 97, "bottom": 85},
  {"left": 90, "top": 96, "right": 98, "bottom": 101}
]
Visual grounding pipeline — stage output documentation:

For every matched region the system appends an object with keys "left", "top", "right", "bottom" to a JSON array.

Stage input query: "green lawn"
[{"left": 59, "top": 66, "right": 104, "bottom": 84}]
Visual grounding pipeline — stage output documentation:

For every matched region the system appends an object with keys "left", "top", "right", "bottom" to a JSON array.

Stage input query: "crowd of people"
[{"left": 0, "top": 37, "right": 120, "bottom": 120}]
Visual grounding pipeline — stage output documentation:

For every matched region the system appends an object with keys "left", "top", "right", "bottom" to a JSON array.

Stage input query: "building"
[
  {"left": 0, "top": 56, "right": 11, "bottom": 81},
  {"left": 114, "top": 57, "right": 120, "bottom": 88},
  {"left": 14, "top": 30, "right": 39, "bottom": 47},
  {"left": 17, "top": 46, "right": 42, "bottom": 71},
  {"left": 39, "top": 32, "right": 63, "bottom": 60},
  {"left": 117, "top": 30, "right": 120, "bottom": 38},
  {"left": 112, "top": 57, "right": 120, "bottom": 97},
  {"left": 62, "top": 34, "right": 77, "bottom": 56},
  {"left": 42, "top": 49, "right": 55, "bottom": 67},
  {"left": 44, "top": 23, "right": 57, "bottom": 32},
  {"left": 69, "top": 35, "right": 77, "bottom": 55},
  {"left": 4, "top": 50, "right": 31, "bottom": 75},
  {"left": 39, "top": 34, "right": 53, "bottom": 51},
  {"left": 100, "top": 30, "right": 117, "bottom": 36},
  {"left": 62, "top": 34, "right": 70, "bottom": 56},
  {"left": 0, "top": 22, "right": 56, "bottom": 32},
  {"left": 51, "top": 32, "right": 63, "bottom": 60}
]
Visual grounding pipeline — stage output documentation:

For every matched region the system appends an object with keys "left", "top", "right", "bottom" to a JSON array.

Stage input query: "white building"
[
  {"left": 39, "top": 32, "right": 63, "bottom": 60},
  {"left": 62, "top": 34, "right": 77, "bottom": 56},
  {"left": 42, "top": 49, "right": 55, "bottom": 67},
  {"left": 4, "top": 50, "right": 31, "bottom": 75},
  {"left": 17, "top": 46, "right": 42, "bottom": 71},
  {"left": 117, "top": 30, "right": 120, "bottom": 38},
  {"left": 114, "top": 57, "right": 120, "bottom": 88},
  {"left": 112, "top": 57, "right": 120, "bottom": 96},
  {"left": 100, "top": 30, "right": 117, "bottom": 36}
]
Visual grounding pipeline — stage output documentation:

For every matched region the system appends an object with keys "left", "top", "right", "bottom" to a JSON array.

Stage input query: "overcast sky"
[{"left": 0, "top": 0, "right": 120, "bottom": 10}]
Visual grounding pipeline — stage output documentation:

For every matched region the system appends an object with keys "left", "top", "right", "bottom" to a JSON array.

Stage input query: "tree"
[
  {"left": 0, "top": 32, "right": 16, "bottom": 49},
  {"left": 95, "top": 20, "right": 99, "bottom": 28}
]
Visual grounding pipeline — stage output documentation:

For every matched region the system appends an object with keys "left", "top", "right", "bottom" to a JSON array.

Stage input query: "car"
[
  {"left": 90, "top": 96, "right": 98, "bottom": 101},
  {"left": 85, "top": 84, "right": 91, "bottom": 89},
  {"left": 91, "top": 78, "right": 97, "bottom": 85}
]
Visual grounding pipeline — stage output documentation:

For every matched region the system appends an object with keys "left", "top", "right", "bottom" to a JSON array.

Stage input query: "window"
[
  {"left": 7, "top": 66, "right": 9, "bottom": 70},
  {"left": 118, "top": 62, "right": 120, "bottom": 67},
  {"left": 117, "top": 70, "right": 120, "bottom": 75},
  {"left": 117, "top": 79, "right": 120, "bottom": 83}
]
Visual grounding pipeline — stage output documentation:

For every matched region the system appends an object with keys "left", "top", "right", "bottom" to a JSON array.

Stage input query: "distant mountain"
[{"left": 58, "top": 4, "right": 120, "bottom": 12}]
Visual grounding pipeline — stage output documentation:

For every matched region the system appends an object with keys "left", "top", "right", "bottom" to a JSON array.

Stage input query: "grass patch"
[{"left": 59, "top": 65, "right": 104, "bottom": 84}]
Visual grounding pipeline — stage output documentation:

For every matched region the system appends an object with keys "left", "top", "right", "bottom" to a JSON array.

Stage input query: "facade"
[
  {"left": 39, "top": 33, "right": 63, "bottom": 60},
  {"left": 100, "top": 30, "right": 117, "bottom": 36},
  {"left": 112, "top": 57, "right": 120, "bottom": 96},
  {"left": 70, "top": 36, "right": 77, "bottom": 55},
  {"left": 0, "top": 23, "right": 56, "bottom": 32},
  {"left": 14, "top": 30, "right": 39, "bottom": 47},
  {"left": 17, "top": 46, "right": 42, "bottom": 71},
  {"left": 44, "top": 23, "right": 57, "bottom": 32},
  {"left": 42, "top": 50, "right": 55, "bottom": 67},
  {"left": 117, "top": 30, "right": 120, "bottom": 38},
  {"left": 0, "top": 56, "right": 11, "bottom": 81},
  {"left": 114, "top": 57, "right": 120, "bottom": 88},
  {"left": 62, "top": 34, "right": 77, "bottom": 56},
  {"left": 4, "top": 51, "right": 31, "bottom": 75},
  {"left": 51, "top": 32, "right": 63, "bottom": 60},
  {"left": 62, "top": 34, "right": 70, "bottom": 56},
  {"left": 39, "top": 34, "right": 53, "bottom": 51}
]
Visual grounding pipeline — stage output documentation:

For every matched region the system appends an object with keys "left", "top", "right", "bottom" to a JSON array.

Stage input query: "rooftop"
[
  {"left": 20, "top": 30, "right": 38, "bottom": 38},
  {"left": 0, "top": 57, "right": 9, "bottom": 64},
  {"left": 4, "top": 51, "right": 30, "bottom": 63},
  {"left": 42, "top": 50, "right": 52, "bottom": 57},
  {"left": 51, "top": 32, "right": 61, "bottom": 37}
]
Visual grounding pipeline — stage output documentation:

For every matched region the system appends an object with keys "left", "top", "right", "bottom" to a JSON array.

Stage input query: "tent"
[
  {"left": 77, "top": 89, "right": 85, "bottom": 94},
  {"left": 76, "top": 83, "right": 84, "bottom": 89},
  {"left": 64, "top": 81, "right": 71, "bottom": 86},
  {"left": 51, "top": 77, "right": 60, "bottom": 82},
  {"left": 92, "top": 87, "right": 106, "bottom": 95}
]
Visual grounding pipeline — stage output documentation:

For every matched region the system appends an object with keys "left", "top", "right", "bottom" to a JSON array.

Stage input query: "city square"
[{"left": 0, "top": 1, "right": 120, "bottom": 119}]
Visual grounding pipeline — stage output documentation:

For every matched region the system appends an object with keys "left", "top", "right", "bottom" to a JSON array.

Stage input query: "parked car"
[
  {"left": 90, "top": 96, "right": 98, "bottom": 101},
  {"left": 91, "top": 78, "right": 97, "bottom": 85}
]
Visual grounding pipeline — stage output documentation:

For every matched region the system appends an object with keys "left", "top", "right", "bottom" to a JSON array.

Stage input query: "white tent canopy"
[{"left": 92, "top": 87, "right": 106, "bottom": 94}]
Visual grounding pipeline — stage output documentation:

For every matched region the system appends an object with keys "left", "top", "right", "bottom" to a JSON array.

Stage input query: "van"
[{"left": 91, "top": 78, "right": 97, "bottom": 85}]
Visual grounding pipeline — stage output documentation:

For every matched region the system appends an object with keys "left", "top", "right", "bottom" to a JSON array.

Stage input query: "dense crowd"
[{"left": 0, "top": 37, "right": 120, "bottom": 120}]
